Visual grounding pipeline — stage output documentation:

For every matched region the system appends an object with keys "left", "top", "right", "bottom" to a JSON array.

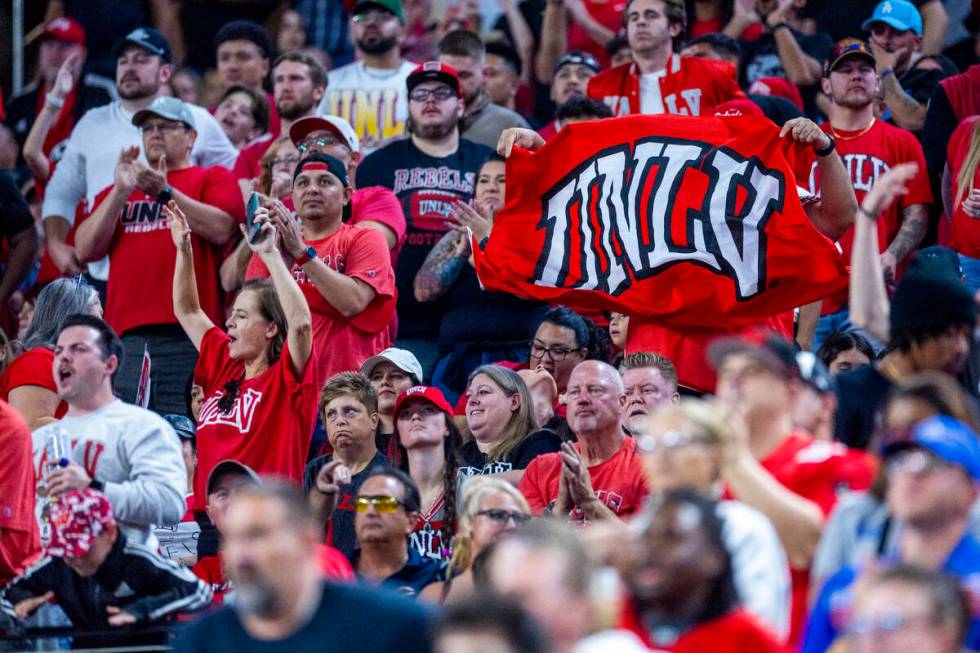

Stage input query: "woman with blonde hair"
[
  {"left": 461, "top": 365, "right": 562, "bottom": 483},
  {"left": 422, "top": 476, "right": 531, "bottom": 603},
  {"left": 944, "top": 115, "right": 980, "bottom": 293}
]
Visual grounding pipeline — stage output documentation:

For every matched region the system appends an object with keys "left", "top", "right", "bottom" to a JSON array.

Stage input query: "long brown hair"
[
  {"left": 955, "top": 119, "right": 980, "bottom": 210},
  {"left": 217, "top": 279, "right": 287, "bottom": 414}
]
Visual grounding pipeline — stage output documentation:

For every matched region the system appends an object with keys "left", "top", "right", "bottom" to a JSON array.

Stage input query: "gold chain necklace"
[{"left": 829, "top": 118, "right": 876, "bottom": 141}]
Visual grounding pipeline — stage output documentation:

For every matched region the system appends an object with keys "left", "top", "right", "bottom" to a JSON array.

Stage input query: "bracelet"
[
  {"left": 770, "top": 21, "right": 792, "bottom": 32},
  {"left": 858, "top": 205, "right": 878, "bottom": 220},
  {"left": 879, "top": 69, "right": 895, "bottom": 79},
  {"left": 813, "top": 134, "right": 836, "bottom": 157},
  {"left": 44, "top": 94, "right": 65, "bottom": 110}
]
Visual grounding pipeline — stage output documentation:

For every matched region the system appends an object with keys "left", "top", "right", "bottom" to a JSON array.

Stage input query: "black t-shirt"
[
  {"left": 742, "top": 30, "right": 834, "bottom": 86},
  {"left": 440, "top": 266, "right": 548, "bottom": 343},
  {"left": 174, "top": 581, "right": 432, "bottom": 653},
  {"left": 748, "top": 93, "right": 805, "bottom": 126},
  {"left": 458, "top": 428, "right": 563, "bottom": 478},
  {"left": 356, "top": 138, "right": 493, "bottom": 340},
  {"left": 833, "top": 363, "right": 892, "bottom": 449},
  {"left": 0, "top": 171, "right": 34, "bottom": 237},
  {"left": 803, "top": 0, "right": 930, "bottom": 43},
  {"left": 303, "top": 451, "right": 390, "bottom": 557}
]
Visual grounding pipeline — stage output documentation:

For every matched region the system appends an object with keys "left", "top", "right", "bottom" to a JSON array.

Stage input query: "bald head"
[{"left": 566, "top": 360, "right": 625, "bottom": 438}]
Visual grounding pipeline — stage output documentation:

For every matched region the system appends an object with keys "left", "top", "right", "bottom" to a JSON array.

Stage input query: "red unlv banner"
[{"left": 473, "top": 115, "right": 848, "bottom": 329}]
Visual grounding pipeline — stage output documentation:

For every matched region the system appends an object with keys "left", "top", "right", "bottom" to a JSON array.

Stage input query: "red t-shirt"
[
  {"left": 518, "top": 436, "right": 648, "bottom": 522},
  {"left": 192, "top": 555, "right": 231, "bottom": 606},
  {"left": 0, "top": 399, "right": 41, "bottom": 585},
  {"left": 948, "top": 117, "right": 980, "bottom": 257},
  {"left": 619, "top": 604, "right": 783, "bottom": 653},
  {"left": 192, "top": 327, "right": 320, "bottom": 511},
  {"left": 0, "top": 348, "right": 68, "bottom": 419},
  {"left": 245, "top": 223, "right": 396, "bottom": 384},
  {"left": 795, "top": 119, "right": 932, "bottom": 312},
  {"left": 567, "top": 0, "right": 627, "bottom": 68},
  {"left": 753, "top": 431, "right": 876, "bottom": 644},
  {"left": 90, "top": 166, "right": 244, "bottom": 335},
  {"left": 350, "top": 185, "right": 407, "bottom": 265},
  {"left": 232, "top": 134, "right": 275, "bottom": 181},
  {"left": 538, "top": 120, "right": 561, "bottom": 143},
  {"left": 588, "top": 55, "right": 745, "bottom": 117}
]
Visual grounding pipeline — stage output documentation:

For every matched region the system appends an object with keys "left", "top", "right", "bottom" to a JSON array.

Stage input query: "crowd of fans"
[{"left": 0, "top": 0, "right": 979, "bottom": 650}]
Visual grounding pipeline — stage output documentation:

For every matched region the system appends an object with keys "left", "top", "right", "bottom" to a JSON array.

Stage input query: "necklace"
[{"left": 829, "top": 118, "right": 876, "bottom": 141}]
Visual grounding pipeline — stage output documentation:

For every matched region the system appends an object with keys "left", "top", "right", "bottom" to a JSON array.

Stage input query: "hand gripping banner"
[{"left": 473, "top": 114, "right": 848, "bottom": 329}]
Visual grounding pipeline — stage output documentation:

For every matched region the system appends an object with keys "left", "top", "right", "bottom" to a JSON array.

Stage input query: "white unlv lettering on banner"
[{"left": 531, "top": 137, "right": 786, "bottom": 300}]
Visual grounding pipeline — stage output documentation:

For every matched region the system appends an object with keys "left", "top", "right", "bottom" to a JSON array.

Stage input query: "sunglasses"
[
  {"left": 298, "top": 137, "right": 334, "bottom": 154},
  {"left": 476, "top": 509, "right": 530, "bottom": 525},
  {"left": 886, "top": 448, "right": 953, "bottom": 476},
  {"left": 355, "top": 495, "right": 404, "bottom": 513}
]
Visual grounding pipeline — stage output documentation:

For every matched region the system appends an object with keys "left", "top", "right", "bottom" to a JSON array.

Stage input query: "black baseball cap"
[
  {"left": 292, "top": 152, "right": 350, "bottom": 188},
  {"left": 824, "top": 38, "right": 875, "bottom": 76},
  {"left": 555, "top": 50, "right": 602, "bottom": 75},
  {"left": 164, "top": 414, "right": 196, "bottom": 443},
  {"left": 112, "top": 27, "right": 173, "bottom": 63}
]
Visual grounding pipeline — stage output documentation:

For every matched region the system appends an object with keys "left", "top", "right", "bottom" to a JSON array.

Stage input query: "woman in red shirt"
[
  {"left": 167, "top": 201, "right": 317, "bottom": 513},
  {"left": 0, "top": 276, "right": 101, "bottom": 429},
  {"left": 946, "top": 116, "right": 980, "bottom": 294}
]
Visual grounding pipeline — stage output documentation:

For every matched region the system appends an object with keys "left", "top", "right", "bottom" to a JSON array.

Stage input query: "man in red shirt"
[
  {"left": 232, "top": 51, "right": 326, "bottom": 187},
  {"left": 288, "top": 114, "right": 406, "bottom": 262},
  {"left": 709, "top": 335, "right": 875, "bottom": 645},
  {"left": 246, "top": 152, "right": 396, "bottom": 385},
  {"left": 797, "top": 38, "right": 931, "bottom": 348},
  {"left": 587, "top": 0, "right": 744, "bottom": 116},
  {"left": 75, "top": 96, "right": 243, "bottom": 415},
  {"left": 0, "top": 399, "right": 41, "bottom": 585},
  {"left": 519, "top": 360, "right": 648, "bottom": 523}
]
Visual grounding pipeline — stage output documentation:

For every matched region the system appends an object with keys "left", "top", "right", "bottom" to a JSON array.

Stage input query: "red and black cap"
[
  {"left": 407, "top": 61, "right": 462, "bottom": 97},
  {"left": 292, "top": 152, "right": 350, "bottom": 187},
  {"left": 824, "top": 38, "right": 876, "bottom": 76}
]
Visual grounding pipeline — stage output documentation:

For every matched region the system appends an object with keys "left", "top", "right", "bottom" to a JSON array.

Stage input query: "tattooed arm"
[
  {"left": 881, "top": 203, "right": 928, "bottom": 285},
  {"left": 414, "top": 230, "right": 471, "bottom": 302},
  {"left": 879, "top": 74, "right": 927, "bottom": 132}
]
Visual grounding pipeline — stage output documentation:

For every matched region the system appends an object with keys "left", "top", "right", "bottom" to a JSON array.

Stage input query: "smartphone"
[{"left": 245, "top": 192, "right": 262, "bottom": 244}]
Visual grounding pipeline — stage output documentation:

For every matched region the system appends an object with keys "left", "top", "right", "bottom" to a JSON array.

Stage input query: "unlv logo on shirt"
[
  {"left": 198, "top": 388, "right": 264, "bottom": 432},
  {"left": 806, "top": 154, "right": 890, "bottom": 195},
  {"left": 120, "top": 200, "right": 169, "bottom": 234},
  {"left": 532, "top": 135, "right": 784, "bottom": 300}
]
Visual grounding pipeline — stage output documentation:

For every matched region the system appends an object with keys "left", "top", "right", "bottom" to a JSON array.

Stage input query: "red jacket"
[{"left": 587, "top": 54, "right": 745, "bottom": 117}]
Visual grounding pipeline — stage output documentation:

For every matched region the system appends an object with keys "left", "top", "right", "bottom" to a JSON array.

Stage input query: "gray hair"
[{"left": 22, "top": 277, "right": 100, "bottom": 350}]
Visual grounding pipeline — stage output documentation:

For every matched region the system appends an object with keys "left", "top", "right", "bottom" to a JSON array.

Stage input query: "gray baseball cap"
[{"left": 132, "top": 96, "right": 195, "bottom": 129}]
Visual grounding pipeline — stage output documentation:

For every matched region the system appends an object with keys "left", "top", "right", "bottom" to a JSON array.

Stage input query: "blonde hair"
[
  {"left": 645, "top": 399, "right": 728, "bottom": 447},
  {"left": 449, "top": 476, "right": 530, "bottom": 572},
  {"left": 466, "top": 365, "right": 539, "bottom": 462},
  {"left": 955, "top": 120, "right": 980, "bottom": 211}
]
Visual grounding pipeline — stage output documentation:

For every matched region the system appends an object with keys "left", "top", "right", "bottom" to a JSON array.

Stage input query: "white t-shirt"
[
  {"left": 639, "top": 69, "right": 669, "bottom": 115},
  {"left": 41, "top": 100, "right": 238, "bottom": 280},
  {"left": 317, "top": 60, "right": 417, "bottom": 155}
]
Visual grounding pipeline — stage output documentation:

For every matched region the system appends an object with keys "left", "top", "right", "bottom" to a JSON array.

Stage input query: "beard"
[
  {"left": 232, "top": 567, "right": 281, "bottom": 617},
  {"left": 833, "top": 90, "right": 874, "bottom": 110},
  {"left": 117, "top": 79, "right": 160, "bottom": 101},
  {"left": 408, "top": 115, "right": 459, "bottom": 140},
  {"left": 277, "top": 94, "right": 317, "bottom": 120},
  {"left": 357, "top": 33, "right": 399, "bottom": 55}
]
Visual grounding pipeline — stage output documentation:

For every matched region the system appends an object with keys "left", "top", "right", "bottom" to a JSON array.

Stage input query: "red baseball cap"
[
  {"left": 393, "top": 385, "right": 454, "bottom": 420},
  {"left": 407, "top": 61, "right": 462, "bottom": 97},
  {"left": 714, "top": 99, "right": 764, "bottom": 117},
  {"left": 45, "top": 489, "right": 115, "bottom": 559},
  {"left": 41, "top": 17, "right": 85, "bottom": 48}
]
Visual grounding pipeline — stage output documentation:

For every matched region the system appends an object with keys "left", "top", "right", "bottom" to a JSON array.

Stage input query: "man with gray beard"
[
  {"left": 356, "top": 62, "right": 492, "bottom": 378},
  {"left": 175, "top": 481, "right": 432, "bottom": 652}
]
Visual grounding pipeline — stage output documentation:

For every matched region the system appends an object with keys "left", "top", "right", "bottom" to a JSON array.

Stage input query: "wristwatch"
[
  {"left": 156, "top": 185, "right": 174, "bottom": 205},
  {"left": 814, "top": 134, "right": 836, "bottom": 158},
  {"left": 294, "top": 246, "right": 317, "bottom": 266},
  {"left": 89, "top": 479, "right": 104, "bottom": 492}
]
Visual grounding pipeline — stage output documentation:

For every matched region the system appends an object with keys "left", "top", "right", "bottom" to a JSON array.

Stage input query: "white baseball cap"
[
  {"left": 360, "top": 348, "right": 424, "bottom": 384},
  {"left": 289, "top": 115, "right": 360, "bottom": 154}
]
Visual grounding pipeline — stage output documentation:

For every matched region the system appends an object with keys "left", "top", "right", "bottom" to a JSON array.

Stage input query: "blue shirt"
[
  {"left": 801, "top": 531, "right": 980, "bottom": 653},
  {"left": 350, "top": 545, "right": 446, "bottom": 598}
]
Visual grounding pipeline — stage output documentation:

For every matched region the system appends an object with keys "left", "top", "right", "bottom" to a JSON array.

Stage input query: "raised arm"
[
  {"left": 165, "top": 201, "right": 215, "bottom": 351},
  {"left": 780, "top": 117, "right": 857, "bottom": 241},
  {"left": 75, "top": 146, "right": 139, "bottom": 262},
  {"left": 535, "top": 0, "right": 568, "bottom": 84},
  {"left": 23, "top": 55, "right": 79, "bottom": 183},
  {"left": 849, "top": 163, "right": 919, "bottom": 342},
  {"left": 251, "top": 206, "right": 314, "bottom": 378},
  {"left": 500, "top": 0, "right": 535, "bottom": 86}
]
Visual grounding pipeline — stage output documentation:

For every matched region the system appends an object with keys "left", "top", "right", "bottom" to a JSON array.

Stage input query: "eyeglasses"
[
  {"left": 476, "top": 509, "right": 530, "bottom": 525},
  {"left": 269, "top": 154, "right": 300, "bottom": 169},
  {"left": 636, "top": 430, "right": 711, "bottom": 454},
  {"left": 886, "top": 448, "right": 952, "bottom": 476},
  {"left": 352, "top": 9, "right": 395, "bottom": 24},
  {"left": 140, "top": 122, "right": 187, "bottom": 135},
  {"left": 298, "top": 137, "right": 337, "bottom": 154},
  {"left": 354, "top": 495, "right": 404, "bottom": 513},
  {"left": 529, "top": 341, "right": 583, "bottom": 362},
  {"left": 848, "top": 611, "right": 934, "bottom": 638},
  {"left": 409, "top": 87, "right": 457, "bottom": 102}
]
